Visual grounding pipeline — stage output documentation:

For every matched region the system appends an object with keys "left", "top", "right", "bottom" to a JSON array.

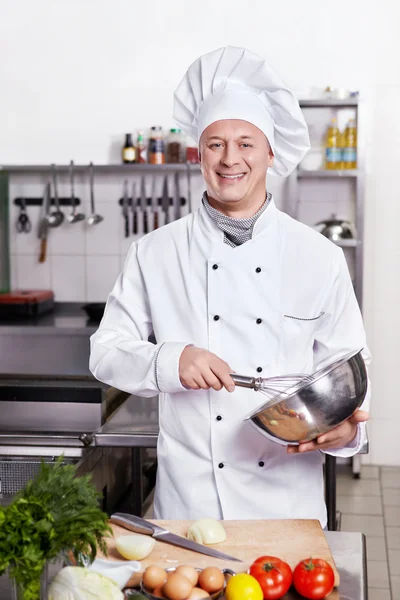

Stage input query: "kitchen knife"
[
  {"left": 110, "top": 513, "right": 242, "bottom": 562},
  {"left": 161, "top": 175, "right": 169, "bottom": 225},
  {"left": 122, "top": 180, "right": 129, "bottom": 238},
  {"left": 173, "top": 172, "right": 181, "bottom": 221},
  {"left": 38, "top": 182, "right": 50, "bottom": 263},
  {"left": 151, "top": 176, "right": 158, "bottom": 230},
  {"left": 131, "top": 182, "right": 137, "bottom": 235},
  {"left": 140, "top": 176, "right": 148, "bottom": 234}
]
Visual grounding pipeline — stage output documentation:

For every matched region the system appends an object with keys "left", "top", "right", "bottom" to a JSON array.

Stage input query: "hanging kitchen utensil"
[
  {"left": 140, "top": 176, "right": 148, "bottom": 234},
  {"left": 67, "top": 160, "right": 85, "bottom": 223},
  {"left": 48, "top": 164, "right": 64, "bottom": 226},
  {"left": 151, "top": 176, "right": 158, "bottom": 230},
  {"left": 15, "top": 197, "right": 32, "bottom": 233},
  {"left": 173, "top": 172, "right": 181, "bottom": 221},
  {"left": 122, "top": 179, "right": 129, "bottom": 238},
  {"left": 38, "top": 183, "right": 51, "bottom": 263},
  {"left": 161, "top": 175, "right": 169, "bottom": 225},
  {"left": 109, "top": 513, "right": 242, "bottom": 562},
  {"left": 87, "top": 162, "right": 103, "bottom": 226},
  {"left": 314, "top": 213, "right": 355, "bottom": 242},
  {"left": 131, "top": 182, "right": 137, "bottom": 235}
]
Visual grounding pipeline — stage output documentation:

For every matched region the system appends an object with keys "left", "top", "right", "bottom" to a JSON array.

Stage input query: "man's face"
[{"left": 199, "top": 119, "right": 274, "bottom": 213}]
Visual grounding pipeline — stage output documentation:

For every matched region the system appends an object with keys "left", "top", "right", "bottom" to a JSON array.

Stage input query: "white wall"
[{"left": 1, "top": 0, "right": 400, "bottom": 465}]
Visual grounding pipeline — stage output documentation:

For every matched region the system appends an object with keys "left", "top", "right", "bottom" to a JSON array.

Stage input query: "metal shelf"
[
  {"left": 0, "top": 163, "right": 202, "bottom": 174},
  {"left": 299, "top": 98, "right": 359, "bottom": 108},
  {"left": 298, "top": 169, "right": 359, "bottom": 178},
  {"left": 332, "top": 239, "right": 360, "bottom": 248}
]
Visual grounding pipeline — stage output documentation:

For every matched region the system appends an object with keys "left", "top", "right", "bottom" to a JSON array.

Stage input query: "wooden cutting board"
[{"left": 100, "top": 518, "right": 340, "bottom": 595}]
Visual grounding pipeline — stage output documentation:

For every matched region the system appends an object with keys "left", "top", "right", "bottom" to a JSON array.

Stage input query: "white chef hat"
[{"left": 173, "top": 46, "right": 310, "bottom": 176}]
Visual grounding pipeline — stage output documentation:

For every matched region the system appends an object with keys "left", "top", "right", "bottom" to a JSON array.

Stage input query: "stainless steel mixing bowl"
[{"left": 239, "top": 349, "right": 367, "bottom": 445}]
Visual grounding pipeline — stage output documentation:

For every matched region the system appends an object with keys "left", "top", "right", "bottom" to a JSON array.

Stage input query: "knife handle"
[
  {"left": 39, "top": 239, "right": 47, "bottom": 263},
  {"left": 133, "top": 210, "right": 138, "bottom": 235},
  {"left": 124, "top": 214, "right": 129, "bottom": 238},
  {"left": 153, "top": 210, "right": 159, "bottom": 230},
  {"left": 110, "top": 513, "right": 155, "bottom": 536},
  {"left": 143, "top": 210, "right": 148, "bottom": 234}
]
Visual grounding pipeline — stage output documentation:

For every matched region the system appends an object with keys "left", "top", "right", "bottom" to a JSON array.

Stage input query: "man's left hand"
[{"left": 286, "top": 410, "right": 369, "bottom": 454}]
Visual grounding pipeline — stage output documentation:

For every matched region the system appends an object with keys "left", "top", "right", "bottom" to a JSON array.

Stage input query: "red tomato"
[
  {"left": 293, "top": 558, "right": 335, "bottom": 599},
  {"left": 249, "top": 556, "right": 293, "bottom": 600}
]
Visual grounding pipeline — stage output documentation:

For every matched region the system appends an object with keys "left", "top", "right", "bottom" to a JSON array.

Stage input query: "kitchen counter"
[
  {"left": 0, "top": 302, "right": 99, "bottom": 336},
  {"left": 0, "top": 531, "right": 368, "bottom": 599}
]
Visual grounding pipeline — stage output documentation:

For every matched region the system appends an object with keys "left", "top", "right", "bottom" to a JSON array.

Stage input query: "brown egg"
[
  {"left": 175, "top": 565, "right": 199, "bottom": 587},
  {"left": 143, "top": 565, "right": 168, "bottom": 590},
  {"left": 163, "top": 573, "right": 193, "bottom": 600},
  {"left": 152, "top": 585, "right": 166, "bottom": 598},
  {"left": 188, "top": 587, "right": 210, "bottom": 599},
  {"left": 198, "top": 567, "right": 224, "bottom": 594}
]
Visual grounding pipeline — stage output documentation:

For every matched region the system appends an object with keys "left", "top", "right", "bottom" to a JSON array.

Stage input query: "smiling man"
[{"left": 90, "top": 47, "right": 370, "bottom": 527}]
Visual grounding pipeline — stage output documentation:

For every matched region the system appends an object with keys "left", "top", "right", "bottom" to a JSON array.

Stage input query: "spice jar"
[
  {"left": 148, "top": 126, "right": 165, "bottom": 165},
  {"left": 186, "top": 146, "right": 199, "bottom": 163},
  {"left": 166, "top": 128, "right": 184, "bottom": 163}
]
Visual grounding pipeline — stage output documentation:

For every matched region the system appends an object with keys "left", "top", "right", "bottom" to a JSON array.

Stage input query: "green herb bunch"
[{"left": 0, "top": 457, "right": 111, "bottom": 600}]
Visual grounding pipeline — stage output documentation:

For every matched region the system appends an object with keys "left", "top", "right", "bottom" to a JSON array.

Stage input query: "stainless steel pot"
[
  {"left": 233, "top": 349, "right": 367, "bottom": 445},
  {"left": 314, "top": 214, "right": 355, "bottom": 242}
]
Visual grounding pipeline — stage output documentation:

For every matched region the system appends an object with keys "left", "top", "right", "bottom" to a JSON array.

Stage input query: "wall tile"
[
  {"left": 51, "top": 256, "right": 85, "bottom": 302},
  {"left": 50, "top": 219, "right": 85, "bottom": 255},
  {"left": 85, "top": 255, "right": 120, "bottom": 302},
  {"left": 10, "top": 254, "right": 18, "bottom": 289},
  {"left": 15, "top": 254, "right": 52, "bottom": 289},
  {"left": 370, "top": 420, "right": 400, "bottom": 467},
  {"left": 85, "top": 202, "right": 120, "bottom": 255}
]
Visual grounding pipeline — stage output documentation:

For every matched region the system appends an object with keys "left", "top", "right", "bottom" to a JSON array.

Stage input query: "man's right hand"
[{"left": 179, "top": 346, "right": 235, "bottom": 392}]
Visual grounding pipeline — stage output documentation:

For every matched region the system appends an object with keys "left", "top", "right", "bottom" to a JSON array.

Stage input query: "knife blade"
[
  {"left": 140, "top": 176, "right": 148, "bottom": 234},
  {"left": 122, "top": 180, "right": 129, "bottom": 238},
  {"left": 38, "top": 182, "right": 50, "bottom": 263},
  {"left": 131, "top": 182, "right": 137, "bottom": 235},
  {"left": 110, "top": 513, "right": 242, "bottom": 562},
  {"left": 150, "top": 176, "right": 158, "bottom": 230},
  {"left": 173, "top": 172, "right": 181, "bottom": 221},
  {"left": 161, "top": 175, "right": 169, "bottom": 225}
]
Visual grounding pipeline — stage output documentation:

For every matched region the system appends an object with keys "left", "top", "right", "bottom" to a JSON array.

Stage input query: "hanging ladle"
[
  {"left": 48, "top": 164, "right": 64, "bottom": 227},
  {"left": 67, "top": 160, "right": 85, "bottom": 223},
  {"left": 87, "top": 162, "right": 103, "bottom": 226}
]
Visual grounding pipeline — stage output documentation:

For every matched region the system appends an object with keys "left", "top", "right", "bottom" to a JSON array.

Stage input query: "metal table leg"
[
  {"left": 325, "top": 455, "right": 337, "bottom": 531},
  {"left": 130, "top": 447, "right": 143, "bottom": 516}
]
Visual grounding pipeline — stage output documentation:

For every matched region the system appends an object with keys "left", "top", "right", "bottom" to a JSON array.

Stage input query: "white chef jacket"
[{"left": 90, "top": 198, "right": 371, "bottom": 527}]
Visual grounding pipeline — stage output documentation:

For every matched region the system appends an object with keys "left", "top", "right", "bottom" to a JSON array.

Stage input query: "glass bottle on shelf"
[
  {"left": 342, "top": 119, "right": 357, "bottom": 169},
  {"left": 166, "top": 128, "right": 184, "bottom": 163},
  {"left": 0, "top": 171, "right": 10, "bottom": 294},
  {"left": 148, "top": 126, "right": 165, "bottom": 165},
  {"left": 136, "top": 131, "right": 147, "bottom": 163},
  {"left": 325, "top": 117, "right": 343, "bottom": 170},
  {"left": 122, "top": 133, "right": 136, "bottom": 164}
]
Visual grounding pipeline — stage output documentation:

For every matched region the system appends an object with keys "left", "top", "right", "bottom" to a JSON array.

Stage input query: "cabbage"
[{"left": 48, "top": 567, "right": 124, "bottom": 600}]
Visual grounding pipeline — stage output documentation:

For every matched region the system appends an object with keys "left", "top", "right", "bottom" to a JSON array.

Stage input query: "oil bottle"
[
  {"left": 342, "top": 118, "right": 357, "bottom": 169},
  {"left": 325, "top": 117, "right": 343, "bottom": 170}
]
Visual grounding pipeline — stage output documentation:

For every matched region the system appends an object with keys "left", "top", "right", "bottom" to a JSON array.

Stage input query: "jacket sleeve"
[
  {"left": 313, "top": 249, "right": 371, "bottom": 458},
  {"left": 89, "top": 243, "right": 189, "bottom": 397}
]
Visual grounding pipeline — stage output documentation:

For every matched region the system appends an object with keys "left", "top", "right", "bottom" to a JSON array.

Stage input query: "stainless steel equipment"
[
  {"left": 231, "top": 349, "right": 367, "bottom": 445},
  {"left": 67, "top": 160, "right": 85, "bottom": 223},
  {"left": 48, "top": 164, "right": 64, "bottom": 226},
  {"left": 110, "top": 513, "right": 242, "bottom": 562},
  {"left": 314, "top": 214, "right": 356, "bottom": 242},
  {"left": 87, "top": 162, "right": 103, "bottom": 226}
]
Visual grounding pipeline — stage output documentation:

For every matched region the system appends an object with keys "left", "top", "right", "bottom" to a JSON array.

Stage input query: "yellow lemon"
[{"left": 225, "top": 573, "right": 263, "bottom": 600}]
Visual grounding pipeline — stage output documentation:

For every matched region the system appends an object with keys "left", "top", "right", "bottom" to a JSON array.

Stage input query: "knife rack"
[
  {"left": 118, "top": 197, "right": 186, "bottom": 207},
  {"left": 14, "top": 197, "right": 81, "bottom": 206}
]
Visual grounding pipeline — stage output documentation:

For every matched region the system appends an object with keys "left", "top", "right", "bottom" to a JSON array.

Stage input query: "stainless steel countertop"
[
  {"left": 94, "top": 394, "right": 159, "bottom": 447},
  {"left": 0, "top": 303, "right": 98, "bottom": 336},
  {"left": 0, "top": 531, "right": 367, "bottom": 599}
]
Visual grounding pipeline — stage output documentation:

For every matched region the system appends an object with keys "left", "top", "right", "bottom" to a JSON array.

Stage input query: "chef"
[{"left": 90, "top": 46, "right": 370, "bottom": 527}]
